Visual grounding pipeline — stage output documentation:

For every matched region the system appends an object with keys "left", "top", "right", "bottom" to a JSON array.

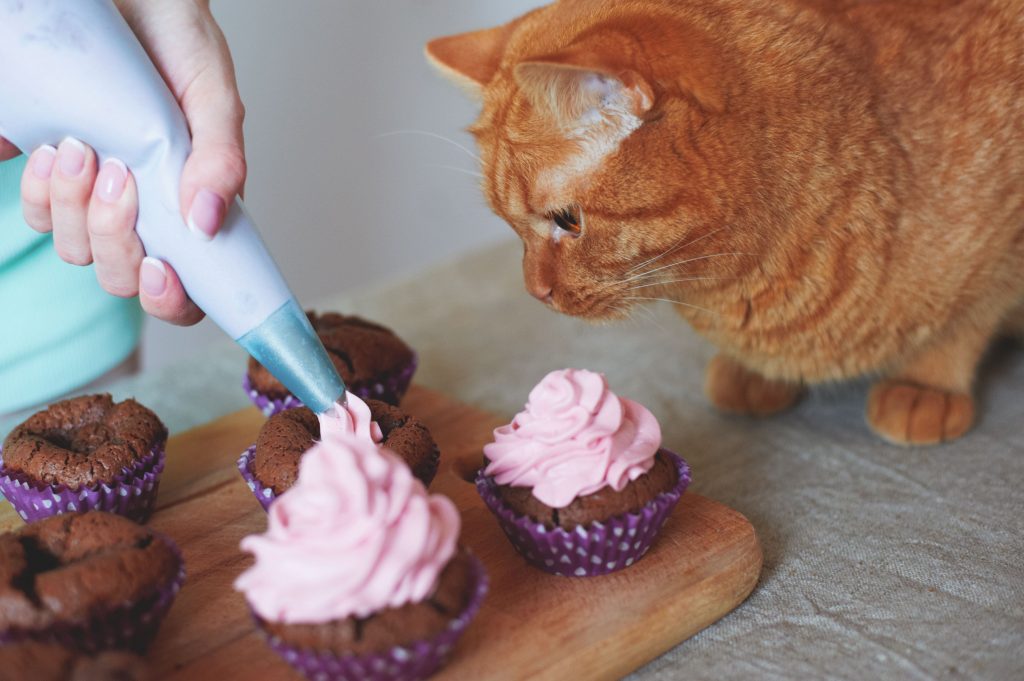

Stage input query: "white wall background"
[{"left": 141, "top": 0, "right": 546, "bottom": 369}]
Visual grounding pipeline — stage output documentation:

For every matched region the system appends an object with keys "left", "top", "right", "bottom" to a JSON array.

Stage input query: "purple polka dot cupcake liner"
[
  {"left": 237, "top": 445, "right": 276, "bottom": 512},
  {"left": 476, "top": 449, "right": 691, "bottom": 577},
  {"left": 244, "top": 354, "right": 419, "bottom": 416},
  {"left": 0, "top": 443, "right": 166, "bottom": 524},
  {"left": 256, "top": 552, "right": 488, "bottom": 681},
  {"left": 0, "top": 533, "right": 185, "bottom": 654}
]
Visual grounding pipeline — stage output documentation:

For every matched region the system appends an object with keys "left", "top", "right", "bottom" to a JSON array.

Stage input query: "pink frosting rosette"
[
  {"left": 483, "top": 369, "right": 662, "bottom": 508},
  {"left": 235, "top": 431, "right": 460, "bottom": 624},
  {"left": 319, "top": 394, "right": 384, "bottom": 445}
]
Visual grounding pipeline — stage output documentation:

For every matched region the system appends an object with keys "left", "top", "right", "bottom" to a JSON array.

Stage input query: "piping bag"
[{"left": 0, "top": 0, "right": 346, "bottom": 413}]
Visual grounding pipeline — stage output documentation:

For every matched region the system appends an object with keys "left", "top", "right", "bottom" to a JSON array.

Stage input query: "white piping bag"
[{"left": 0, "top": 0, "right": 345, "bottom": 412}]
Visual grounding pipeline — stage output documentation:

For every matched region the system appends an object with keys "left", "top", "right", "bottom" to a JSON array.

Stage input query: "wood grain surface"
[{"left": 0, "top": 386, "right": 763, "bottom": 680}]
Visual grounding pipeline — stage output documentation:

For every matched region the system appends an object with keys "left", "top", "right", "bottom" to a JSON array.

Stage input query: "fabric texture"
[{"left": 0, "top": 155, "right": 143, "bottom": 413}]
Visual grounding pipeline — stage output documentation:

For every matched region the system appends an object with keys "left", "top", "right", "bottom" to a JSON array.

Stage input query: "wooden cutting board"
[{"left": 0, "top": 386, "right": 762, "bottom": 680}]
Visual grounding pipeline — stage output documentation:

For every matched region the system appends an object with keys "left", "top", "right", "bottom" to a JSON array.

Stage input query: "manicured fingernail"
[
  {"left": 57, "top": 137, "right": 87, "bottom": 177},
  {"left": 140, "top": 257, "right": 168, "bottom": 297},
  {"left": 187, "top": 188, "right": 224, "bottom": 241},
  {"left": 31, "top": 145, "right": 57, "bottom": 179},
  {"left": 96, "top": 159, "right": 128, "bottom": 203}
]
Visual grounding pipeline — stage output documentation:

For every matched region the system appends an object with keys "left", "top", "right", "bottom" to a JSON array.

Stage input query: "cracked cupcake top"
[
  {"left": 1, "top": 395, "right": 167, "bottom": 489},
  {"left": 0, "top": 512, "right": 180, "bottom": 632}
]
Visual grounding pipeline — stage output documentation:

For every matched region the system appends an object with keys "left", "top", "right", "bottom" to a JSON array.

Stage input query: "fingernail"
[
  {"left": 57, "top": 137, "right": 86, "bottom": 177},
  {"left": 31, "top": 145, "right": 57, "bottom": 179},
  {"left": 140, "top": 257, "right": 168, "bottom": 297},
  {"left": 187, "top": 188, "right": 224, "bottom": 241},
  {"left": 96, "top": 159, "right": 128, "bottom": 203}
]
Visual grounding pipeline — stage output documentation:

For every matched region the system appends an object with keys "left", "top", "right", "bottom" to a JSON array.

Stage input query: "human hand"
[{"left": 5, "top": 0, "right": 245, "bottom": 325}]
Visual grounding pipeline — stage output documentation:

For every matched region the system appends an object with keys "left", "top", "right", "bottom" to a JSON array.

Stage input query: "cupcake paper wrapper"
[
  {"left": 237, "top": 445, "right": 276, "bottom": 512},
  {"left": 0, "top": 443, "right": 166, "bottom": 524},
  {"left": 259, "top": 553, "right": 488, "bottom": 681},
  {"left": 244, "top": 354, "right": 419, "bottom": 416},
  {"left": 0, "top": 534, "right": 185, "bottom": 653},
  {"left": 476, "top": 449, "right": 691, "bottom": 577}
]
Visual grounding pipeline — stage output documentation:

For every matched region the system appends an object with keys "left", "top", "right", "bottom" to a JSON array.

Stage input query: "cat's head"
[{"left": 427, "top": 3, "right": 740, "bottom": 321}]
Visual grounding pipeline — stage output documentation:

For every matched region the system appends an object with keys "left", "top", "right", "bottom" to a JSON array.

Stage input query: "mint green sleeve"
[{"left": 0, "top": 155, "right": 143, "bottom": 414}]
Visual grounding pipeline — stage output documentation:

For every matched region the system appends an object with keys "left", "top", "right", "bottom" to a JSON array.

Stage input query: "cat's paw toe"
[
  {"left": 704, "top": 355, "right": 803, "bottom": 416},
  {"left": 866, "top": 380, "right": 975, "bottom": 445}
]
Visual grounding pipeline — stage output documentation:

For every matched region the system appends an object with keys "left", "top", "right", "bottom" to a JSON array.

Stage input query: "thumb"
[{"left": 179, "top": 58, "right": 246, "bottom": 240}]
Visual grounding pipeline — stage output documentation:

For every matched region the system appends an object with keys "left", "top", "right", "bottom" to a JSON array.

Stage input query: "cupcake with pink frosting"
[
  {"left": 235, "top": 429, "right": 486, "bottom": 681},
  {"left": 476, "top": 368, "right": 690, "bottom": 577},
  {"left": 236, "top": 392, "right": 440, "bottom": 511}
]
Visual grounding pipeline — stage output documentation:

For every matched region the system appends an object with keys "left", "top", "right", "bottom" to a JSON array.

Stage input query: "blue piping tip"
[{"left": 237, "top": 299, "right": 345, "bottom": 413}]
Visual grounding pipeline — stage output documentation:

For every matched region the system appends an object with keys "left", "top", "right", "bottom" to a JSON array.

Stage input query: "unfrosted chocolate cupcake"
[
  {"left": 244, "top": 311, "right": 417, "bottom": 414},
  {"left": 0, "top": 512, "right": 184, "bottom": 653},
  {"left": 0, "top": 641, "right": 149, "bottom": 681},
  {"left": 238, "top": 399, "right": 440, "bottom": 510},
  {"left": 0, "top": 395, "right": 167, "bottom": 523}
]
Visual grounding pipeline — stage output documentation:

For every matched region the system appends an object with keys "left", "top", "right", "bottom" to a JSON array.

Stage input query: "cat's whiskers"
[
  {"left": 424, "top": 164, "right": 485, "bottom": 179},
  {"left": 622, "top": 295, "right": 719, "bottom": 316},
  {"left": 374, "top": 129, "right": 482, "bottom": 163},
  {"left": 624, "top": 276, "right": 735, "bottom": 292},
  {"left": 621, "top": 252, "right": 753, "bottom": 285},
  {"left": 631, "top": 303, "right": 672, "bottom": 335},
  {"left": 624, "top": 227, "right": 726, "bottom": 275}
]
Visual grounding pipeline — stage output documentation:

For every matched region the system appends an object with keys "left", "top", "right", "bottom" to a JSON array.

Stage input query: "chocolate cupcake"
[
  {"left": 0, "top": 512, "right": 185, "bottom": 653},
  {"left": 237, "top": 395, "right": 439, "bottom": 511},
  {"left": 0, "top": 641, "right": 149, "bottom": 681},
  {"left": 0, "top": 395, "right": 167, "bottom": 523},
  {"left": 476, "top": 369, "right": 690, "bottom": 577},
  {"left": 244, "top": 311, "right": 417, "bottom": 414},
  {"left": 235, "top": 433, "right": 486, "bottom": 681}
]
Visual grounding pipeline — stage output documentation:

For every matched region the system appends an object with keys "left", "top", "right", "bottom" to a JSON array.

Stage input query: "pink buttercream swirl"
[
  {"left": 483, "top": 369, "right": 662, "bottom": 508},
  {"left": 235, "top": 430, "right": 460, "bottom": 624},
  {"left": 318, "top": 394, "right": 383, "bottom": 445}
]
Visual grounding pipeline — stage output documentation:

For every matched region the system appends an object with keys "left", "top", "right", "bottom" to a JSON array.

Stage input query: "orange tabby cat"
[{"left": 426, "top": 0, "right": 1024, "bottom": 445}]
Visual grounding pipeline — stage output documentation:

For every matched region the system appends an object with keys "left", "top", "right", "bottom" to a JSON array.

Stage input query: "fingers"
[
  {"left": 49, "top": 138, "right": 97, "bottom": 265},
  {"left": 88, "top": 159, "right": 144, "bottom": 297},
  {"left": 139, "top": 257, "right": 205, "bottom": 326},
  {"left": 19, "top": 137, "right": 206, "bottom": 326},
  {"left": 178, "top": 52, "right": 246, "bottom": 240},
  {"left": 20, "top": 146, "right": 57, "bottom": 233},
  {"left": 0, "top": 137, "right": 20, "bottom": 161}
]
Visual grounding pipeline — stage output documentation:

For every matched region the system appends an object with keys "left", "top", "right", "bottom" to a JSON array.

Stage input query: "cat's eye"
[{"left": 549, "top": 206, "right": 583, "bottom": 237}]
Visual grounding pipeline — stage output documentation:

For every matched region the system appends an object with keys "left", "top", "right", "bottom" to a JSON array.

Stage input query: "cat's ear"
[
  {"left": 514, "top": 60, "right": 655, "bottom": 126},
  {"left": 426, "top": 22, "right": 518, "bottom": 96}
]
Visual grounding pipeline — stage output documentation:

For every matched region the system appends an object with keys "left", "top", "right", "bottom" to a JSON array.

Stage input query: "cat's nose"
[{"left": 528, "top": 284, "right": 554, "bottom": 305}]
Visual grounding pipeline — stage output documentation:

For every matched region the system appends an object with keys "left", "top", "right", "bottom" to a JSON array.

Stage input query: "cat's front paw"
[
  {"left": 704, "top": 355, "right": 803, "bottom": 416},
  {"left": 866, "top": 380, "right": 975, "bottom": 445}
]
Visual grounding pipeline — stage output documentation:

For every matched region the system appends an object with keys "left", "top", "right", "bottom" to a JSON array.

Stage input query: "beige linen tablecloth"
[{"left": 3, "top": 240, "right": 1021, "bottom": 680}]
